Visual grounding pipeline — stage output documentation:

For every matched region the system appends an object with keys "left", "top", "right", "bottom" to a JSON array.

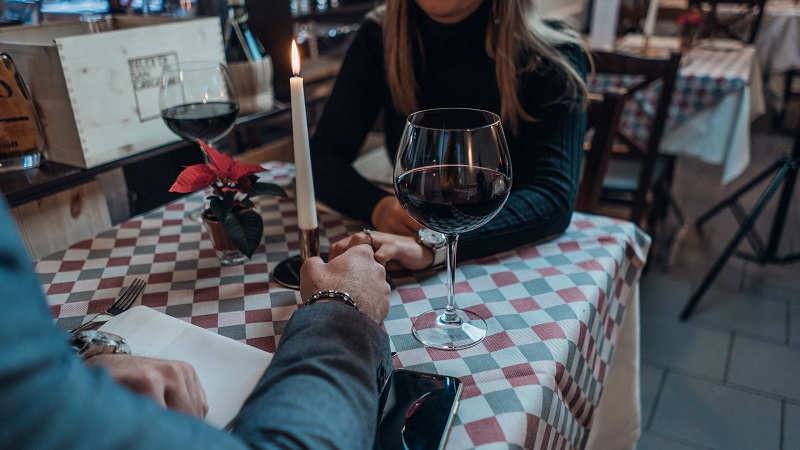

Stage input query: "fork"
[{"left": 69, "top": 278, "right": 147, "bottom": 333}]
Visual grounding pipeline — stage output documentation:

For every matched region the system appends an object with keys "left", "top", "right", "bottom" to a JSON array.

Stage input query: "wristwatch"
[
  {"left": 417, "top": 228, "right": 447, "bottom": 268},
  {"left": 68, "top": 330, "right": 132, "bottom": 360}
]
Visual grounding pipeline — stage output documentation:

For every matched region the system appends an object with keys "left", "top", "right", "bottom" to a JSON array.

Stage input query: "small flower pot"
[
  {"left": 678, "top": 25, "right": 699, "bottom": 53},
  {"left": 202, "top": 211, "right": 248, "bottom": 266}
]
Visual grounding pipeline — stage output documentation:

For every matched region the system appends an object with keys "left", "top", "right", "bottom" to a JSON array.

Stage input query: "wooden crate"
[
  {"left": 0, "top": 16, "right": 224, "bottom": 168},
  {"left": 11, "top": 179, "right": 111, "bottom": 260}
]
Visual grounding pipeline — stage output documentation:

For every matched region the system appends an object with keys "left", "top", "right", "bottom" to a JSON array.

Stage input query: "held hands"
[
  {"left": 300, "top": 244, "right": 391, "bottom": 324},
  {"left": 329, "top": 230, "right": 434, "bottom": 272},
  {"left": 371, "top": 197, "right": 419, "bottom": 236},
  {"left": 86, "top": 354, "right": 208, "bottom": 419}
]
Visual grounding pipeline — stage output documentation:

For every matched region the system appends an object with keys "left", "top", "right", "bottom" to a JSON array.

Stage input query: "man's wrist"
[
  {"left": 305, "top": 290, "right": 358, "bottom": 310},
  {"left": 69, "top": 330, "right": 131, "bottom": 360}
]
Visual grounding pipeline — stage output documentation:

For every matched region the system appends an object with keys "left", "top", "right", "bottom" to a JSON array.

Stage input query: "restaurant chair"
[
  {"left": 689, "top": 0, "right": 767, "bottom": 44},
  {"left": 775, "top": 70, "right": 800, "bottom": 131},
  {"left": 576, "top": 89, "right": 627, "bottom": 214},
  {"left": 590, "top": 50, "right": 682, "bottom": 236}
]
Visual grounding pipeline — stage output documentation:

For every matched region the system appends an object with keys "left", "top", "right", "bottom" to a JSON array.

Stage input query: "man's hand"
[
  {"left": 371, "top": 197, "right": 419, "bottom": 236},
  {"left": 329, "top": 230, "right": 433, "bottom": 271},
  {"left": 86, "top": 354, "right": 208, "bottom": 419},
  {"left": 300, "top": 244, "right": 391, "bottom": 324}
]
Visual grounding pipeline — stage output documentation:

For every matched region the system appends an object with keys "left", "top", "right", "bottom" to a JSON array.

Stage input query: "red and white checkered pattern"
[
  {"left": 589, "top": 45, "right": 757, "bottom": 150},
  {"left": 37, "top": 163, "right": 650, "bottom": 449}
]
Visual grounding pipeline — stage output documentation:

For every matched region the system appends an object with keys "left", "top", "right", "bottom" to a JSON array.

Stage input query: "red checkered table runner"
[
  {"left": 590, "top": 42, "right": 757, "bottom": 150},
  {"left": 37, "top": 162, "right": 650, "bottom": 449}
]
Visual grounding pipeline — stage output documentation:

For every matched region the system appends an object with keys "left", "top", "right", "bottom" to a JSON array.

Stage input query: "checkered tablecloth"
[
  {"left": 37, "top": 163, "right": 651, "bottom": 449},
  {"left": 590, "top": 41, "right": 757, "bottom": 150}
]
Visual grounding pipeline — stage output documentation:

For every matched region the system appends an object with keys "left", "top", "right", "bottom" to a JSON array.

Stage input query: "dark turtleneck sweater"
[{"left": 310, "top": 2, "right": 586, "bottom": 261}]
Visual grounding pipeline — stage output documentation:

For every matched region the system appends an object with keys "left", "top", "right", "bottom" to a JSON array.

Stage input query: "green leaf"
[
  {"left": 250, "top": 182, "right": 289, "bottom": 199},
  {"left": 222, "top": 209, "right": 263, "bottom": 259},
  {"left": 221, "top": 193, "right": 235, "bottom": 217},
  {"left": 208, "top": 196, "right": 225, "bottom": 222}
]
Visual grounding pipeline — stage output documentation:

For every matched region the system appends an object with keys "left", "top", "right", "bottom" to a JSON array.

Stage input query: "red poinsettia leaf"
[
  {"left": 199, "top": 141, "right": 235, "bottom": 177},
  {"left": 231, "top": 161, "right": 266, "bottom": 183},
  {"left": 169, "top": 164, "right": 216, "bottom": 193},
  {"left": 234, "top": 175, "right": 254, "bottom": 193}
]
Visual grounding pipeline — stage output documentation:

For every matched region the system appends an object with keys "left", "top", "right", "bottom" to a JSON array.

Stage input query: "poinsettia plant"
[
  {"left": 676, "top": 9, "right": 706, "bottom": 29},
  {"left": 170, "top": 141, "right": 288, "bottom": 259}
]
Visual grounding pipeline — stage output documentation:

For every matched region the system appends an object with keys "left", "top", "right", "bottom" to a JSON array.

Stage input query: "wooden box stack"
[{"left": 0, "top": 16, "right": 224, "bottom": 168}]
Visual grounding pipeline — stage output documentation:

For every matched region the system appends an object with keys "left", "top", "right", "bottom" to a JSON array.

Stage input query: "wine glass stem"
[{"left": 441, "top": 233, "right": 461, "bottom": 324}]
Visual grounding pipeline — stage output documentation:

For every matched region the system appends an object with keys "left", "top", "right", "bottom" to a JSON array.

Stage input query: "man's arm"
[
  {"left": 232, "top": 303, "right": 392, "bottom": 448},
  {"left": 0, "top": 198, "right": 391, "bottom": 449},
  {"left": 229, "top": 245, "right": 394, "bottom": 448}
]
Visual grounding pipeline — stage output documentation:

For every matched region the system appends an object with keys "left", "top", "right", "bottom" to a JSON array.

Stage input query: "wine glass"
[
  {"left": 159, "top": 61, "right": 239, "bottom": 150},
  {"left": 160, "top": 61, "right": 239, "bottom": 220},
  {"left": 394, "top": 108, "right": 512, "bottom": 350}
]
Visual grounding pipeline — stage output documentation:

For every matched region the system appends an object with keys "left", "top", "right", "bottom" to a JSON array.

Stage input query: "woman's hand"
[
  {"left": 329, "top": 230, "right": 434, "bottom": 271},
  {"left": 371, "top": 197, "right": 420, "bottom": 236},
  {"left": 86, "top": 354, "right": 208, "bottom": 419}
]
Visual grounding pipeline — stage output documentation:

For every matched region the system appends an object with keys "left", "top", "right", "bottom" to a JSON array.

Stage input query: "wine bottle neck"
[{"left": 228, "top": 7, "right": 248, "bottom": 24}]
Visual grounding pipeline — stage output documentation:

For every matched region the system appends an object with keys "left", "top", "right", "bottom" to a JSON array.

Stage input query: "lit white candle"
[
  {"left": 290, "top": 40, "right": 318, "bottom": 230},
  {"left": 643, "top": 0, "right": 660, "bottom": 37}
]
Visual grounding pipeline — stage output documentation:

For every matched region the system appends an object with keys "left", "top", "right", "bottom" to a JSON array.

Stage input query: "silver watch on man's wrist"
[
  {"left": 68, "top": 330, "right": 131, "bottom": 360},
  {"left": 417, "top": 228, "right": 447, "bottom": 268}
]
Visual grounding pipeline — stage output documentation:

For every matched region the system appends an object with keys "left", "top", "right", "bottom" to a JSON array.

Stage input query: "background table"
[
  {"left": 38, "top": 163, "right": 650, "bottom": 449},
  {"left": 595, "top": 36, "right": 766, "bottom": 183},
  {"left": 755, "top": 1, "right": 800, "bottom": 112}
]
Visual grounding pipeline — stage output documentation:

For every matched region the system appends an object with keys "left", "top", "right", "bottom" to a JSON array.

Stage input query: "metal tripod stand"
[{"left": 680, "top": 124, "right": 800, "bottom": 320}]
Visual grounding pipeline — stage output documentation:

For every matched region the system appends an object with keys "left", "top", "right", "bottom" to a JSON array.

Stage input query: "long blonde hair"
[{"left": 370, "top": 0, "right": 589, "bottom": 136}]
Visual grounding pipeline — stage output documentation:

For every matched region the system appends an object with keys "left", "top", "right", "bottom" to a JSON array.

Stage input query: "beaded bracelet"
[{"left": 305, "top": 290, "right": 358, "bottom": 310}]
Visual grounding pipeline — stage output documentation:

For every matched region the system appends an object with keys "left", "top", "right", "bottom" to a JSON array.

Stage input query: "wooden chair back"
[
  {"left": 577, "top": 90, "right": 627, "bottom": 214},
  {"left": 689, "top": 0, "right": 767, "bottom": 44},
  {"left": 590, "top": 50, "right": 682, "bottom": 225}
]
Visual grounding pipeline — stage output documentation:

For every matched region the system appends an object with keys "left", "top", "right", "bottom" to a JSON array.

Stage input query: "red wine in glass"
[
  {"left": 396, "top": 165, "right": 511, "bottom": 234},
  {"left": 394, "top": 108, "right": 512, "bottom": 350},
  {"left": 159, "top": 62, "right": 239, "bottom": 147},
  {"left": 161, "top": 101, "right": 239, "bottom": 144}
]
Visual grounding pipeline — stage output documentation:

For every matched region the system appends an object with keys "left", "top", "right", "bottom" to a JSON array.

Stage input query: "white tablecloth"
[
  {"left": 662, "top": 45, "right": 766, "bottom": 183},
  {"left": 586, "top": 288, "right": 641, "bottom": 449},
  {"left": 612, "top": 36, "right": 766, "bottom": 183}
]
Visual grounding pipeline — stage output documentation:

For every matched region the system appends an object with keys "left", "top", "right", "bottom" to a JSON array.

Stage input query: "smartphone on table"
[{"left": 376, "top": 368, "right": 462, "bottom": 450}]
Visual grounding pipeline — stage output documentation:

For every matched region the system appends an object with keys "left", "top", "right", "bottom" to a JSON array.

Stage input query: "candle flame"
[{"left": 291, "top": 40, "right": 301, "bottom": 76}]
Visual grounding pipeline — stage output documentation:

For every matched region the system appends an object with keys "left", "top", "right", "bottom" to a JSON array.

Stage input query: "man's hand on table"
[
  {"left": 371, "top": 197, "right": 419, "bottom": 236},
  {"left": 329, "top": 230, "right": 433, "bottom": 271},
  {"left": 86, "top": 354, "right": 209, "bottom": 419},
  {"left": 300, "top": 244, "right": 391, "bottom": 324}
]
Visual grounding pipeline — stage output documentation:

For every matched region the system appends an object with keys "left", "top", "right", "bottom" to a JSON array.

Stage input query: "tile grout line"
[
  {"left": 645, "top": 428, "right": 710, "bottom": 450},
  {"left": 645, "top": 368, "right": 669, "bottom": 432},
  {"left": 722, "top": 331, "right": 735, "bottom": 384},
  {"left": 780, "top": 399, "right": 786, "bottom": 450},
  {"left": 786, "top": 301, "right": 791, "bottom": 347}
]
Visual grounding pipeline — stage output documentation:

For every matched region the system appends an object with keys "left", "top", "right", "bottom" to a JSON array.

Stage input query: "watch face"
[
  {"left": 70, "top": 330, "right": 131, "bottom": 358},
  {"left": 419, "top": 228, "right": 446, "bottom": 248}
]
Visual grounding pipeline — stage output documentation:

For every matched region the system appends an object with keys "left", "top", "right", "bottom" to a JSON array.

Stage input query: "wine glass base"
[{"left": 411, "top": 308, "right": 487, "bottom": 350}]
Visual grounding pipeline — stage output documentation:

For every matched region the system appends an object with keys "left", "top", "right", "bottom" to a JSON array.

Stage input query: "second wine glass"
[
  {"left": 159, "top": 61, "right": 239, "bottom": 148},
  {"left": 160, "top": 61, "right": 239, "bottom": 222},
  {"left": 394, "top": 108, "right": 512, "bottom": 350}
]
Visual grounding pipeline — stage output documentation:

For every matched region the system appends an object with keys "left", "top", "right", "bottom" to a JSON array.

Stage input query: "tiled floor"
[{"left": 636, "top": 112, "right": 800, "bottom": 449}]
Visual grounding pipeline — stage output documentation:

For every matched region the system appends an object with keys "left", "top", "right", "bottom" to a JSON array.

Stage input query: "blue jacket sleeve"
[{"left": 0, "top": 198, "right": 391, "bottom": 449}]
